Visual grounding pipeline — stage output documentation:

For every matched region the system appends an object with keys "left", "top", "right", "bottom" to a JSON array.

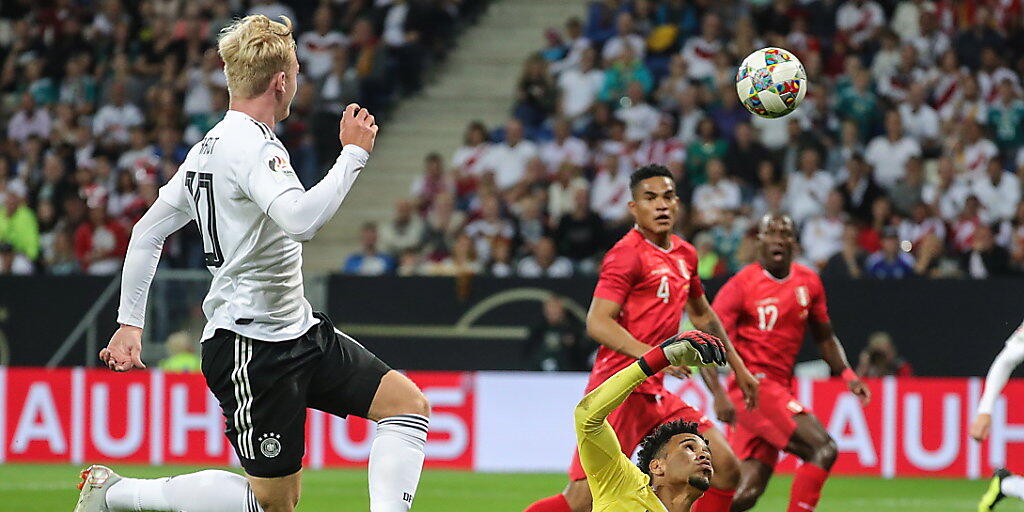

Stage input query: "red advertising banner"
[{"left": 1, "top": 368, "right": 1023, "bottom": 477}]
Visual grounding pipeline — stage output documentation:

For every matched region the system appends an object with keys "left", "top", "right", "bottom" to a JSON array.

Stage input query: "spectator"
[
  {"left": 802, "top": 190, "right": 846, "bottom": 268},
  {"left": 410, "top": 152, "right": 451, "bottom": 213},
  {"left": 524, "top": 294, "right": 591, "bottom": 371},
  {"left": 693, "top": 231, "right": 727, "bottom": 279},
  {"left": 898, "top": 201, "right": 947, "bottom": 256},
  {"left": 379, "top": 199, "right": 425, "bottom": 256},
  {"left": 888, "top": 155, "right": 924, "bottom": 216},
  {"left": 92, "top": 81, "right": 144, "bottom": 147},
  {"left": 962, "top": 224, "right": 1012, "bottom": 278},
  {"left": 556, "top": 187, "right": 605, "bottom": 263},
  {"left": 465, "top": 195, "right": 515, "bottom": 261},
  {"left": 822, "top": 222, "right": 866, "bottom": 279},
  {"left": 602, "top": 12, "right": 645, "bottom": 62},
  {"left": 487, "top": 237, "right": 515, "bottom": 277},
  {"left": 837, "top": 153, "right": 885, "bottom": 223},
  {"left": 557, "top": 47, "right": 604, "bottom": 123},
  {"left": 540, "top": 118, "right": 588, "bottom": 172},
  {"left": 517, "top": 236, "right": 573, "bottom": 278},
  {"left": 590, "top": 154, "right": 632, "bottom": 226},
  {"left": 680, "top": 13, "right": 722, "bottom": 81},
  {"left": 725, "top": 122, "right": 769, "bottom": 188},
  {"left": 675, "top": 89, "right": 705, "bottom": 146},
  {"left": 972, "top": 158, "right": 1021, "bottom": 222},
  {"left": 865, "top": 110, "right": 921, "bottom": 190},
  {"left": 0, "top": 187, "right": 38, "bottom": 274},
  {"left": 898, "top": 83, "right": 940, "bottom": 151},
  {"left": 825, "top": 120, "right": 865, "bottom": 175},
  {"left": 515, "top": 55, "right": 558, "bottom": 128},
  {"left": 856, "top": 331, "right": 914, "bottom": 377},
  {"left": 957, "top": 120, "right": 999, "bottom": 178},
  {"left": 160, "top": 331, "right": 201, "bottom": 373},
  {"left": 836, "top": 0, "right": 885, "bottom": 52},
  {"left": 923, "top": 157, "right": 970, "bottom": 221},
  {"left": 997, "top": 202, "right": 1024, "bottom": 271},
  {"left": 692, "top": 159, "right": 740, "bottom": 226},
  {"left": 514, "top": 195, "right": 549, "bottom": 251},
  {"left": 424, "top": 232, "right": 482, "bottom": 277},
  {"left": 655, "top": 55, "right": 692, "bottom": 111},
  {"left": 598, "top": 44, "right": 653, "bottom": 103},
  {"left": 786, "top": 148, "right": 834, "bottom": 225},
  {"left": 7, "top": 93, "right": 52, "bottom": 144},
  {"left": 320, "top": 46, "right": 360, "bottom": 115},
  {"left": 685, "top": 118, "right": 728, "bottom": 187},
  {"left": 73, "top": 204, "right": 127, "bottom": 276},
  {"left": 859, "top": 196, "right": 894, "bottom": 254},
  {"left": 547, "top": 162, "right": 588, "bottom": 223},
  {"left": 834, "top": 70, "right": 879, "bottom": 141},
  {"left": 452, "top": 121, "right": 493, "bottom": 196},
  {"left": 987, "top": 78, "right": 1024, "bottom": 156},
  {"left": 45, "top": 229, "right": 80, "bottom": 275},
  {"left": 342, "top": 222, "right": 395, "bottom": 276},
  {"left": 615, "top": 81, "right": 661, "bottom": 142},
  {"left": 864, "top": 227, "right": 915, "bottom": 279},
  {"left": 297, "top": 6, "right": 348, "bottom": 82},
  {"left": 549, "top": 17, "right": 591, "bottom": 76},
  {"left": 481, "top": 119, "right": 538, "bottom": 191},
  {"left": 635, "top": 115, "right": 686, "bottom": 180},
  {"left": 422, "top": 192, "right": 465, "bottom": 258},
  {"left": 909, "top": 5, "right": 950, "bottom": 66}
]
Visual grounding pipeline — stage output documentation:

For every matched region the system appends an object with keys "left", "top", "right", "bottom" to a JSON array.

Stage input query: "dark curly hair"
[
  {"left": 629, "top": 164, "right": 674, "bottom": 194},
  {"left": 636, "top": 420, "right": 706, "bottom": 477}
]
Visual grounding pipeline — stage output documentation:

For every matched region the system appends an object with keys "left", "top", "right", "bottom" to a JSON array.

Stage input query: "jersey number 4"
[{"left": 185, "top": 171, "right": 225, "bottom": 267}]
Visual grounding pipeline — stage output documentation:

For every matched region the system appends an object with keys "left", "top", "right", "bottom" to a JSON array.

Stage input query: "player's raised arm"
[
  {"left": 575, "top": 331, "right": 725, "bottom": 496},
  {"left": 103, "top": 197, "right": 192, "bottom": 372},
  {"left": 971, "top": 322, "right": 1024, "bottom": 441},
  {"left": 252, "top": 103, "right": 378, "bottom": 242},
  {"left": 687, "top": 291, "right": 760, "bottom": 411}
]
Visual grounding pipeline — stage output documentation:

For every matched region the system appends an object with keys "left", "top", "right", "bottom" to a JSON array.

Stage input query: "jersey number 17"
[{"left": 185, "top": 171, "right": 225, "bottom": 267}]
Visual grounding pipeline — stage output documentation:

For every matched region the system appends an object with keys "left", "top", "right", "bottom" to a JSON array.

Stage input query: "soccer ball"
[{"left": 735, "top": 47, "right": 807, "bottom": 119}]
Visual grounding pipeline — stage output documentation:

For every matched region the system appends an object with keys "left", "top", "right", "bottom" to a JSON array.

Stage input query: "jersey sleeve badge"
[
  {"left": 795, "top": 285, "right": 809, "bottom": 307},
  {"left": 267, "top": 155, "right": 296, "bottom": 182}
]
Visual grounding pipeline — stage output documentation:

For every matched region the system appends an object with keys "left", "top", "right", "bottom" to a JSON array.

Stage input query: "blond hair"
[{"left": 217, "top": 15, "right": 296, "bottom": 99}]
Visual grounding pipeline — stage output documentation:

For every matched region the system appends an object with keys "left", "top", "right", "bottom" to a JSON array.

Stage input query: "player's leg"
[
  {"left": 731, "top": 459, "right": 775, "bottom": 512},
  {"left": 75, "top": 464, "right": 267, "bottom": 512},
  {"left": 783, "top": 413, "right": 837, "bottom": 512},
  {"left": 979, "top": 468, "right": 1024, "bottom": 511},
  {"left": 306, "top": 318, "right": 429, "bottom": 512}
]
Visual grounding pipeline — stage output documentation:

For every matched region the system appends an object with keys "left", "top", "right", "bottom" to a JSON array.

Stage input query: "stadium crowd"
[
  {"left": 346, "top": 0, "right": 1024, "bottom": 280},
  {"left": 0, "top": 0, "right": 486, "bottom": 275}
]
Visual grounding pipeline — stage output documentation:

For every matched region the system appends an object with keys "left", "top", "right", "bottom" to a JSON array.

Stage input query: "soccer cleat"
[
  {"left": 73, "top": 465, "right": 121, "bottom": 512},
  {"left": 978, "top": 468, "right": 1012, "bottom": 512}
]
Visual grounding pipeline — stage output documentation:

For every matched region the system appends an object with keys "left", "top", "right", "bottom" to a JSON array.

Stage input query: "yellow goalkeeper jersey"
[{"left": 574, "top": 363, "right": 670, "bottom": 512}]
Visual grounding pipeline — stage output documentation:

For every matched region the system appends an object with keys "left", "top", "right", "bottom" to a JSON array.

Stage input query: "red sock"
[
  {"left": 788, "top": 463, "right": 829, "bottom": 512},
  {"left": 523, "top": 494, "right": 572, "bottom": 512},
  {"left": 691, "top": 486, "right": 735, "bottom": 512}
]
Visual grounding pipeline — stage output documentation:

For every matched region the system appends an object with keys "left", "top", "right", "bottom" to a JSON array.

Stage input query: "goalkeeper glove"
[{"left": 638, "top": 330, "right": 727, "bottom": 376}]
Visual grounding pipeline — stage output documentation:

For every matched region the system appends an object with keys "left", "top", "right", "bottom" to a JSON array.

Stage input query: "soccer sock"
[
  {"left": 523, "top": 494, "right": 573, "bottom": 512},
  {"left": 1002, "top": 475, "right": 1024, "bottom": 500},
  {"left": 788, "top": 463, "right": 829, "bottom": 512},
  {"left": 691, "top": 486, "right": 736, "bottom": 512},
  {"left": 105, "top": 469, "right": 262, "bottom": 512},
  {"left": 368, "top": 414, "right": 430, "bottom": 511}
]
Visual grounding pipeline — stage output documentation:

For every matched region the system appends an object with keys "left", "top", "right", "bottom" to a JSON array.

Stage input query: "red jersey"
[
  {"left": 711, "top": 262, "right": 829, "bottom": 387},
  {"left": 586, "top": 229, "right": 704, "bottom": 395}
]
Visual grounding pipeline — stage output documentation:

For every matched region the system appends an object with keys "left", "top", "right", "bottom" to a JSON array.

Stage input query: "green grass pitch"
[{"left": 0, "top": 464, "right": 1019, "bottom": 511}]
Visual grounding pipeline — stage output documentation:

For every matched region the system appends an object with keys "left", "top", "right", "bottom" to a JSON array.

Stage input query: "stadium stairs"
[{"left": 301, "top": 0, "right": 588, "bottom": 274}]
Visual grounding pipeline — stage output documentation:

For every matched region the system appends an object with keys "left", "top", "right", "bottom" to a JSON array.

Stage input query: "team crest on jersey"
[
  {"left": 795, "top": 286, "right": 810, "bottom": 307},
  {"left": 258, "top": 433, "right": 282, "bottom": 458}
]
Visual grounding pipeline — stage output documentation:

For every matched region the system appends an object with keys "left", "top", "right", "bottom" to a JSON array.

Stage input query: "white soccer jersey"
[
  {"left": 156, "top": 111, "right": 318, "bottom": 342},
  {"left": 977, "top": 319, "right": 1024, "bottom": 415}
]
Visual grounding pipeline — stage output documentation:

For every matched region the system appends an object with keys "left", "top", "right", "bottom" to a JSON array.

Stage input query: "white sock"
[
  {"left": 1003, "top": 475, "right": 1024, "bottom": 500},
  {"left": 106, "top": 469, "right": 262, "bottom": 512},
  {"left": 368, "top": 414, "right": 429, "bottom": 511}
]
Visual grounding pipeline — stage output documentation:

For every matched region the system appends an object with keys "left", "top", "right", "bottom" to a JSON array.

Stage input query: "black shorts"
[{"left": 201, "top": 312, "right": 392, "bottom": 478}]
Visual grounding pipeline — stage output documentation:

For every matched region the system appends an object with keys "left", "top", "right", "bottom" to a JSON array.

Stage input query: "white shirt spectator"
[
  {"left": 93, "top": 103, "right": 144, "bottom": 145},
  {"left": 590, "top": 169, "right": 631, "bottom": 222},
  {"left": 680, "top": 37, "right": 721, "bottom": 80},
  {"left": 379, "top": 216, "right": 425, "bottom": 255},
  {"left": 751, "top": 114, "right": 803, "bottom": 150},
  {"left": 603, "top": 34, "right": 645, "bottom": 62},
  {"left": 517, "top": 255, "right": 574, "bottom": 278},
  {"left": 616, "top": 102, "right": 661, "bottom": 142},
  {"left": 785, "top": 170, "right": 834, "bottom": 224},
  {"left": 558, "top": 67, "right": 605, "bottom": 119},
  {"left": 972, "top": 171, "right": 1022, "bottom": 222},
  {"left": 961, "top": 138, "right": 999, "bottom": 178},
  {"left": 801, "top": 215, "right": 844, "bottom": 265},
  {"left": 836, "top": 0, "right": 885, "bottom": 48},
  {"left": 550, "top": 36, "right": 592, "bottom": 75},
  {"left": 7, "top": 108, "right": 52, "bottom": 143},
  {"left": 692, "top": 179, "right": 741, "bottom": 224},
  {"left": 911, "top": 30, "right": 950, "bottom": 67},
  {"left": 978, "top": 67, "right": 1021, "bottom": 105},
  {"left": 922, "top": 177, "right": 970, "bottom": 221},
  {"left": 183, "top": 66, "right": 228, "bottom": 116},
  {"left": 865, "top": 135, "right": 920, "bottom": 189},
  {"left": 464, "top": 218, "right": 515, "bottom": 261},
  {"left": 382, "top": 2, "right": 410, "bottom": 47},
  {"left": 890, "top": 1, "right": 921, "bottom": 42},
  {"left": 898, "top": 217, "right": 947, "bottom": 247},
  {"left": 548, "top": 177, "right": 589, "bottom": 221},
  {"left": 481, "top": 140, "right": 538, "bottom": 190},
  {"left": 634, "top": 137, "right": 685, "bottom": 168},
  {"left": 297, "top": 30, "right": 348, "bottom": 80},
  {"left": 540, "top": 136, "right": 588, "bottom": 172},
  {"left": 117, "top": 145, "right": 159, "bottom": 173},
  {"left": 452, "top": 143, "right": 492, "bottom": 178},
  {"left": 898, "top": 102, "right": 940, "bottom": 142}
]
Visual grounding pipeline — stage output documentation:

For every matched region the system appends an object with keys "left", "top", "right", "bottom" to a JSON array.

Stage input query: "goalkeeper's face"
[{"left": 652, "top": 433, "right": 713, "bottom": 491}]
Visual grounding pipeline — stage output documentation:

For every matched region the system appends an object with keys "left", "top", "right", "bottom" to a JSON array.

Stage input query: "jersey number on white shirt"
[{"left": 185, "top": 170, "right": 225, "bottom": 267}]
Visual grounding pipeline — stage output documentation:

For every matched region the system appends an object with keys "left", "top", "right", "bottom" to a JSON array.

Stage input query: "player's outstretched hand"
[
  {"left": 970, "top": 413, "right": 992, "bottom": 442},
  {"left": 661, "top": 330, "right": 727, "bottom": 368},
  {"left": 848, "top": 378, "right": 871, "bottom": 405},
  {"left": 100, "top": 325, "right": 146, "bottom": 372},
  {"left": 339, "top": 103, "right": 378, "bottom": 154}
]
